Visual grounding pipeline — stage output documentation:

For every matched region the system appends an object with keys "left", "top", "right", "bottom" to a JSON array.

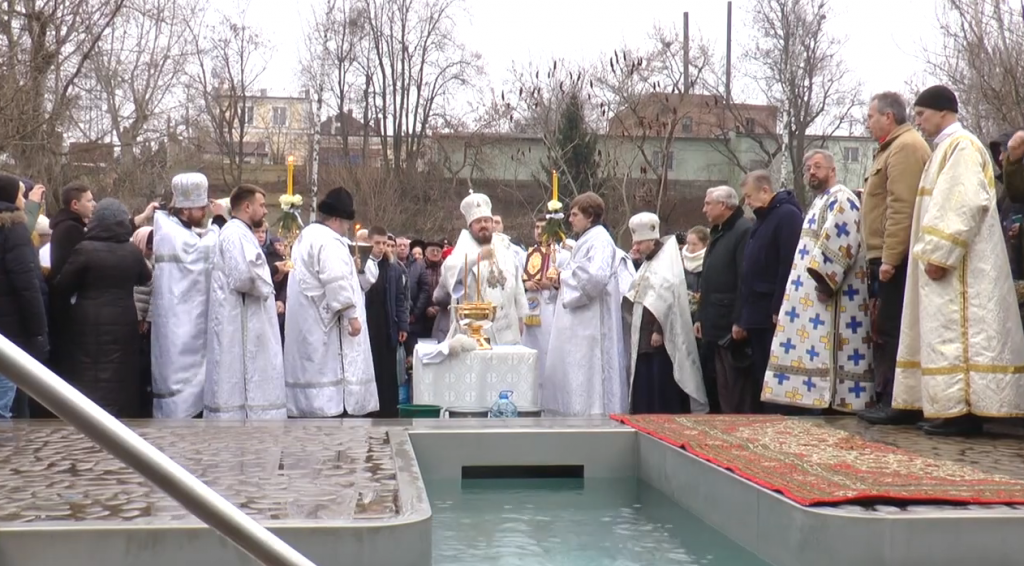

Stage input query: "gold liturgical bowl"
[{"left": 455, "top": 302, "right": 497, "bottom": 350}]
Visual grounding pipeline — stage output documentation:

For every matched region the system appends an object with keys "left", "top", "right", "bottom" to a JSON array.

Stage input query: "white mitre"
[
  {"left": 629, "top": 212, "right": 660, "bottom": 243},
  {"left": 460, "top": 192, "right": 492, "bottom": 225},
  {"left": 171, "top": 173, "right": 209, "bottom": 209}
]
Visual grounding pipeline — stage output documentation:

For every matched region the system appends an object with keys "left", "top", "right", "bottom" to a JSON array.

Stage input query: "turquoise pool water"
[{"left": 427, "top": 478, "right": 770, "bottom": 566}]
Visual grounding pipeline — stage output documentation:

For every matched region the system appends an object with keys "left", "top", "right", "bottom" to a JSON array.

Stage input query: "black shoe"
[
  {"left": 857, "top": 406, "right": 923, "bottom": 426},
  {"left": 922, "top": 415, "right": 983, "bottom": 437},
  {"left": 915, "top": 419, "right": 936, "bottom": 430}
]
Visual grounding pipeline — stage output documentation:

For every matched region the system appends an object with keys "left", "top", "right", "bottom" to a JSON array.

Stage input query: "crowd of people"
[{"left": 1, "top": 84, "right": 1023, "bottom": 438}]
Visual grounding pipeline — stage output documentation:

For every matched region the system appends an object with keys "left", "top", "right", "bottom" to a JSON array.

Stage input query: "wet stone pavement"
[
  {"left": 819, "top": 417, "right": 1024, "bottom": 514},
  {"left": 0, "top": 420, "right": 398, "bottom": 525}
]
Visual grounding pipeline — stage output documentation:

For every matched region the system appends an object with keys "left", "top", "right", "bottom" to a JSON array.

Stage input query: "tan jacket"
[{"left": 862, "top": 123, "right": 932, "bottom": 265}]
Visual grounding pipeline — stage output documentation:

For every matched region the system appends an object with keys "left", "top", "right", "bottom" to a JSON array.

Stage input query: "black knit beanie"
[
  {"left": 914, "top": 85, "right": 959, "bottom": 114},
  {"left": 0, "top": 174, "right": 23, "bottom": 205}
]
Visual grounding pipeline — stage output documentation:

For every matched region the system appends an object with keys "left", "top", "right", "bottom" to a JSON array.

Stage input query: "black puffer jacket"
[
  {"left": 53, "top": 220, "right": 151, "bottom": 417},
  {"left": 0, "top": 202, "right": 48, "bottom": 358}
]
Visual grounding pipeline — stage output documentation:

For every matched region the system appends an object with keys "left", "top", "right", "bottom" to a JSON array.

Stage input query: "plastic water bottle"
[{"left": 489, "top": 390, "right": 518, "bottom": 418}]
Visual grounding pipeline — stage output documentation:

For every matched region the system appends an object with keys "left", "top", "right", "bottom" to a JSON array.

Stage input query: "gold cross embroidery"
[
  {"left": 819, "top": 334, "right": 831, "bottom": 349},
  {"left": 799, "top": 296, "right": 815, "bottom": 311},
  {"left": 785, "top": 388, "right": 804, "bottom": 402},
  {"left": 792, "top": 357, "right": 807, "bottom": 369},
  {"left": 796, "top": 326, "right": 810, "bottom": 343}
]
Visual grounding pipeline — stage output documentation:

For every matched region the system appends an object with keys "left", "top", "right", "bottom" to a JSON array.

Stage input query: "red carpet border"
[{"left": 612, "top": 414, "right": 1024, "bottom": 506}]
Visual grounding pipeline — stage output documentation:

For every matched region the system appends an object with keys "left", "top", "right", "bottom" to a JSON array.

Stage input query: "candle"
[
  {"left": 476, "top": 252, "right": 482, "bottom": 302},
  {"left": 552, "top": 170, "right": 558, "bottom": 201},
  {"left": 464, "top": 253, "right": 469, "bottom": 303}
]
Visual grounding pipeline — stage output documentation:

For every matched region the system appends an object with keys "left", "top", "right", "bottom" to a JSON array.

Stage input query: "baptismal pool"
[{"left": 427, "top": 477, "right": 770, "bottom": 566}]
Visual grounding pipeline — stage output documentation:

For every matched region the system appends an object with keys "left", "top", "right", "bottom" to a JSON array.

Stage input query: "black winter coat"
[
  {"left": 54, "top": 220, "right": 152, "bottom": 417},
  {"left": 738, "top": 190, "right": 803, "bottom": 329},
  {"left": 407, "top": 259, "right": 431, "bottom": 333},
  {"left": 0, "top": 202, "right": 48, "bottom": 359},
  {"left": 697, "top": 207, "right": 753, "bottom": 343}
]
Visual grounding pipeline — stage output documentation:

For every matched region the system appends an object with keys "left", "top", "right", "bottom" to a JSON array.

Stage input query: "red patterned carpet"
[{"left": 612, "top": 414, "right": 1024, "bottom": 506}]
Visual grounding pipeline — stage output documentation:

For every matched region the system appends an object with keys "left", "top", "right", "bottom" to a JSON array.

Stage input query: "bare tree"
[
  {"left": 923, "top": 0, "right": 1024, "bottom": 143},
  {"left": 187, "top": 9, "right": 269, "bottom": 187},
  {"left": 356, "top": 0, "right": 483, "bottom": 173},
  {"left": 706, "top": 0, "right": 862, "bottom": 200},
  {"left": 592, "top": 25, "right": 714, "bottom": 217},
  {"left": 0, "top": 0, "right": 128, "bottom": 182},
  {"left": 83, "top": 0, "right": 196, "bottom": 200}
]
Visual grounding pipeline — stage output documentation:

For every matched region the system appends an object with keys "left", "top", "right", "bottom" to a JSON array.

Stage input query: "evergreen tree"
[{"left": 549, "top": 92, "right": 600, "bottom": 195}]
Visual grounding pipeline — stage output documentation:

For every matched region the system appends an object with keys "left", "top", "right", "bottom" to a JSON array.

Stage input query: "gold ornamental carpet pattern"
[{"left": 612, "top": 414, "right": 1024, "bottom": 505}]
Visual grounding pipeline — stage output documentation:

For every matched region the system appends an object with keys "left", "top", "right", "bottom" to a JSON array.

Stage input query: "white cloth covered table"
[{"left": 413, "top": 345, "right": 538, "bottom": 408}]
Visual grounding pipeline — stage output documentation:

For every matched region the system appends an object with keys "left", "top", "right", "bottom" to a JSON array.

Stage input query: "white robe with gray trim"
[
  {"left": 284, "top": 224, "right": 378, "bottom": 417},
  {"left": 150, "top": 211, "right": 219, "bottom": 418},
  {"left": 204, "top": 218, "right": 286, "bottom": 419}
]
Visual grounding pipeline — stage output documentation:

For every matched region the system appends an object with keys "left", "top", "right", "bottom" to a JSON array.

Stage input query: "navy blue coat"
[{"left": 738, "top": 190, "right": 803, "bottom": 330}]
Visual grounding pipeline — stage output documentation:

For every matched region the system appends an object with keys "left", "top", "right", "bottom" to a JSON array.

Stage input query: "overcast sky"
[{"left": 239, "top": 0, "right": 939, "bottom": 107}]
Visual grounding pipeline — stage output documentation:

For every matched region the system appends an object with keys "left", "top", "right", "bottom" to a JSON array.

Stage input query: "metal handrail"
[{"left": 0, "top": 334, "right": 317, "bottom": 566}]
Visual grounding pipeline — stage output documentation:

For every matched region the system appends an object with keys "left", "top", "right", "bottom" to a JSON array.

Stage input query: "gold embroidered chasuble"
[{"left": 893, "top": 126, "right": 1024, "bottom": 418}]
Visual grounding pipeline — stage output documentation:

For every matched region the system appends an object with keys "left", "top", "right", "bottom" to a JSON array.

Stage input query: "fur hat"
[
  {"left": 319, "top": 186, "right": 356, "bottom": 220},
  {"left": 91, "top": 198, "right": 130, "bottom": 226}
]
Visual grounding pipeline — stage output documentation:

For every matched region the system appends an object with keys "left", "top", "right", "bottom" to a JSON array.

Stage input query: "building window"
[
  {"left": 272, "top": 106, "right": 289, "bottom": 127},
  {"left": 653, "top": 150, "right": 675, "bottom": 172},
  {"left": 744, "top": 117, "right": 757, "bottom": 133},
  {"left": 843, "top": 147, "right": 860, "bottom": 163},
  {"left": 681, "top": 116, "right": 693, "bottom": 134},
  {"left": 244, "top": 105, "right": 255, "bottom": 126}
]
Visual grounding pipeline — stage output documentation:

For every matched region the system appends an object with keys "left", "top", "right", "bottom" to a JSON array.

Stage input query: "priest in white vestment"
[
  {"left": 522, "top": 216, "right": 571, "bottom": 384},
  {"left": 439, "top": 193, "right": 528, "bottom": 345},
  {"left": 284, "top": 187, "right": 378, "bottom": 417},
  {"left": 623, "top": 213, "right": 707, "bottom": 414},
  {"left": 542, "top": 192, "right": 630, "bottom": 416},
  {"left": 891, "top": 85, "right": 1024, "bottom": 436},
  {"left": 150, "top": 173, "right": 227, "bottom": 418},
  {"left": 204, "top": 184, "right": 286, "bottom": 419},
  {"left": 760, "top": 150, "right": 874, "bottom": 412}
]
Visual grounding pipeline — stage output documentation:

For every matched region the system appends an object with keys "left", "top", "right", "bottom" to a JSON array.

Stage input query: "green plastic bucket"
[{"left": 398, "top": 404, "right": 443, "bottom": 418}]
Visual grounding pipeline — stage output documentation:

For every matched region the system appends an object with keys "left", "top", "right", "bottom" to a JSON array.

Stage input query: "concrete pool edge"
[
  {"left": 0, "top": 426, "right": 433, "bottom": 566},
  {"left": 5, "top": 417, "right": 1024, "bottom": 566},
  {"left": 636, "top": 432, "right": 1024, "bottom": 566}
]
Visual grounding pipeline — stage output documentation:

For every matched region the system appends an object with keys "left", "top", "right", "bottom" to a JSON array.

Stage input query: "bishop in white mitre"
[
  {"left": 150, "top": 173, "right": 226, "bottom": 418},
  {"left": 760, "top": 150, "right": 874, "bottom": 412},
  {"left": 284, "top": 186, "right": 378, "bottom": 417},
  {"left": 204, "top": 185, "right": 286, "bottom": 419},
  {"left": 439, "top": 193, "right": 528, "bottom": 345},
  {"left": 542, "top": 192, "right": 630, "bottom": 416},
  {"left": 623, "top": 212, "right": 707, "bottom": 414},
  {"left": 521, "top": 216, "right": 571, "bottom": 383},
  {"left": 891, "top": 86, "right": 1024, "bottom": 436}
]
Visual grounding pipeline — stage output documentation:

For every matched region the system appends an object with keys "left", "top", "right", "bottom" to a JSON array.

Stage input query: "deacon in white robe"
[
  {"left": 521, "top": 218, "right": 571, "bottom": 384},
  {"left": 760, "top": 151, "right": 874, "bottom": 412},
  {"left": 284, "top": 186, "right": 378, "bottom": 417},
  {"left": 439, "top": 193, "right": 528, "bottom": 345},
  {"left": 542, "top": 193, "right": 630, "bottom": 416},
  {"left": 892, "top": 86, "right": 1024, "bottom": 435},
  {"left": 623, "top": 213, "right": 707, "bottom": 414},
  {"left": 150, "top": 173, "right": 225, "bottom": 418},
  {"left": 204, "top": 186, "right": 286, "bottom": 419}
]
